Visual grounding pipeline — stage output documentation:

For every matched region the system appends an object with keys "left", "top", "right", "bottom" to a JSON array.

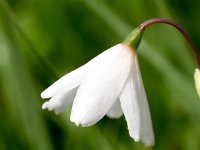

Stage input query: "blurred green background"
[{"left": 0, "top": 0, "right": 200, "bottom": 149}]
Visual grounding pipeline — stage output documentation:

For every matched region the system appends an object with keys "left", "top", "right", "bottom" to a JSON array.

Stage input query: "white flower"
[
  {"left": 194, "top": 68, "right": 200, "bottom": 98},
  {"left": 41, "top": 43, "right": 154, "bottom": 146}
]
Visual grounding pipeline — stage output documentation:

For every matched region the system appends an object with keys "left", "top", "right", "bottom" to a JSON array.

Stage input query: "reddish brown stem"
[{"left": 139, "top": 18, "right": 200, "bottom": 68}]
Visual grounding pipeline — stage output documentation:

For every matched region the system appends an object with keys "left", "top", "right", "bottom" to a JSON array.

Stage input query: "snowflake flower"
[
  {"left": 41, "top": 18, "right": 200, "bottom": 147},
  {"left": 41, "top": 28, "right": 154, "bottom": 146}
]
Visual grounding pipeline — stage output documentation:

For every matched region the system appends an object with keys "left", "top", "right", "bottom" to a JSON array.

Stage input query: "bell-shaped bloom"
[
  {"left": 194, "top": 68, "right": 200, "bottom": 98},
  {"left": 41, "top": 44, "right": 154, "bottom": 146}
]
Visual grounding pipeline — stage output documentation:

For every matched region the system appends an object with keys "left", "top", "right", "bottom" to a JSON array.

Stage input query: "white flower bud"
[{"left": 194, "top": 68, "right": 200, "bottom": 98}]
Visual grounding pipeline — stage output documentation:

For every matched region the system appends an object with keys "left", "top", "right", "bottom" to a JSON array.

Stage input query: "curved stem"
[{"left": 139, "top": 18, "right": 200, "bottom": 68}]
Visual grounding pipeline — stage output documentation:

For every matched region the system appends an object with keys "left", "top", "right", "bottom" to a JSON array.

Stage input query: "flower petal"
[
  {"left": 70, "top": 44, "right": 133, "bottom": 127},
  {"left": 41, "top": 44, "right": 127, "bottom": 99},
  {"left": 106, "top": 98, "right": 123, "bottom": 119},
  {"left": 42, "top": 87, "right": 77, "bottom": 114},
  {"left": 41, "top": 66, "right": 86, "bottom": 99},
  {"left": 120, "top": 54, "right": 154, "bottom": 146}
]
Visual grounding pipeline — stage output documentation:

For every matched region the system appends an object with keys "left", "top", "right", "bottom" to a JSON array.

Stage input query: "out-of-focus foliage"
[{"left": 0, "top": 0, "right": 200, "bottom": 149}]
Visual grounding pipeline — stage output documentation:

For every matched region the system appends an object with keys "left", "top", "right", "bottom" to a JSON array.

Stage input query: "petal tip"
[
  {"left": 42, "top": 102, "right": 48, "bottom": 110},
  {"left": 75, "top": 122, "right": 79, "bottom": 127},
  {"left": 130, "top": 134, "right": 155, "bottom": 147},
  {"left": 144, "top": 141, "right": 155, "bottom": 147},
  {"left": 42, "top": 102, "right": 54, "bottom": 111},
  {"left": 106, "top": 113, "right": 123, "bottom": 119},
  {"left": 41, "top": 89, "right": 55, "bottom": 99},
  {"left": 129, "top": 134, "right": 140, "bottom": 143},
  {"left": 41, "top": 91, "right": 49, "bottom": 99},
  {"left": 70, "top": 118, "right": 80, "bottom": 127},
  {"left": 70, "top": 115, "right": 90, "bottom": 127}
]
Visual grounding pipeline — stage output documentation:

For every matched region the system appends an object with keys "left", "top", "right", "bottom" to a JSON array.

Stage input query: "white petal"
[
  {"left": 120, "top": 54, "right": 154, "bottom": 146},
  {"left": 42, "top": 87, "right": 77, "bottom": 114},
  {"left": 70, "top": 44, "right": 133, "bottom": 127},
  {"left": 106, "top": 98, "right": 123, "bottom": 119},
  {"left": 41, "top": 44, "right": 126, "bottom": 99},
  {"left": 41, "top": 65, "right": 86, "bottom": 99}
]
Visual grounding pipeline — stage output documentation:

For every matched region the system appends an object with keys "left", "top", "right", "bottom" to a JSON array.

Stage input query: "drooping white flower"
[
  {"left": 41, "top": 43, "right": 154, "bottom": 146},
  {"left": 39, "top": 17, "right": 200, "bottom": 147}
]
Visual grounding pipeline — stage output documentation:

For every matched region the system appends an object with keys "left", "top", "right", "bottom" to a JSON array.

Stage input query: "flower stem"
[{"left": 139, "top": 18, "right": 200, "bottom": 68}]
